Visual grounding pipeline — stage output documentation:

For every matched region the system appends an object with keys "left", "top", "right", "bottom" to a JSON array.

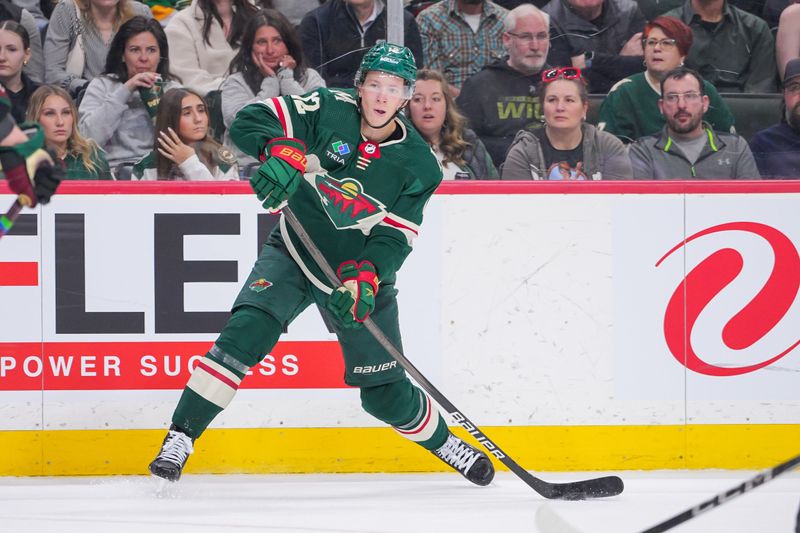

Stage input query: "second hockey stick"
[
  {"left": 640, "top": 452, "right": 800, "bottom": 532},
  {"left": 0, "top": 199, "right": 24, "bottom": 241},
  {"left": 281, "top": 206, "right": 624, "bottom": 500}
]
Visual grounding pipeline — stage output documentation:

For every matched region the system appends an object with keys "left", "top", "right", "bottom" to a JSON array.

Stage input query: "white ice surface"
[{"left": 0, "top": 470, "right": 798, "bottom": 533}]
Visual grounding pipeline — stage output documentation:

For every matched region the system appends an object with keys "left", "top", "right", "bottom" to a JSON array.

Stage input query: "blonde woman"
[
  {"left": 408, "top": 69, "right": 497, "bottom": 180},
  {"left": 27, "top": 85, "right": 112, "bottom": 180},
  {"left": 44, "top": 0, "right": 152, "bottom": 97}
]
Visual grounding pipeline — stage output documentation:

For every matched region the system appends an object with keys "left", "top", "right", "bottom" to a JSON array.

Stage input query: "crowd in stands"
[{"left": 0, "top": 0, "right": 797, "bottom": 181}]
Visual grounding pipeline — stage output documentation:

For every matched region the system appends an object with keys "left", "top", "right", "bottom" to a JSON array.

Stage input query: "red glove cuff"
[
  {"left": 337, "top": 260, "right": 379, "bottom": 295},
  {"left": 263, "top": 137, "right": 307, "bottom": 173}
]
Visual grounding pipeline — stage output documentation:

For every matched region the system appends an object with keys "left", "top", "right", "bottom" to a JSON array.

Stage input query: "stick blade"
[{"left": 540, "top": 475, "right": 624, "bottom": 500}]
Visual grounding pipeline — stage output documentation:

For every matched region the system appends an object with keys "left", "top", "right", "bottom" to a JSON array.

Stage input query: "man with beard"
[
  {"left": 416, "top": 0, "right": 508, "bottom": 93},
  {"left": 749, "top": 58, "right": 800, "bottom": 179},
  {"left": 629, "top": 67, "right": 759, "bottom": 180},
  {"left": 456, "top": 4, "right": 552, "bottom": 166}
]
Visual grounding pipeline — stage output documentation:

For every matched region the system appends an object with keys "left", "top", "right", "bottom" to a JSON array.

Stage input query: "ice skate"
[
  {"left": 149, "top": 425, "right": 194, "bottom": 482},
  {"left": 432, "top": 433, "right": 495, "bottom": 486}
]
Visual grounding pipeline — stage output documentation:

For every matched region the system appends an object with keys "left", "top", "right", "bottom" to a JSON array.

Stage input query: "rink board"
[{"left": 0, "top": 181, "right": 798, "bottom": 475}]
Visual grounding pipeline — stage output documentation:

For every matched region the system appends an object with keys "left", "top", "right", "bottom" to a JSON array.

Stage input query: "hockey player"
[
  {"left": 148, "top": 42, "right": 495, "bottom": 487},
  {"left": 0, "top": 83, "right": 62, "bottom": 235}
]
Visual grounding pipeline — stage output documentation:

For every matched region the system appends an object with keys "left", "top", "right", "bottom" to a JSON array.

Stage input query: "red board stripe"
[
  {"left": 0, "top": 341, "right": 348, "bottom": 391},
  {"left": 0, "top": 262, "right": 38, "bottom": 286}
]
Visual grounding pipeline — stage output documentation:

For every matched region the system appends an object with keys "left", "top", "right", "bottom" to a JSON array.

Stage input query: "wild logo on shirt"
[{"left": 310, "top": 172, "right": 386, "bottom": 230}]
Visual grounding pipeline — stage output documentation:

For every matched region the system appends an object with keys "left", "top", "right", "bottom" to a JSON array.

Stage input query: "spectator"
[
  {"left": 630, "top": 67, "right": 760, "bottom": 179},
  {"left": 456, "top": 4, "right": 550, "bottom": 166},
  {"left": 165, "top": 0, "right": 258, "bottom": 96},
  {"left": 79, "top": 16, "right": 179, "bottom": 172},
  {"left": 133, "top": 88, "right": 238, "bottom": 180},
  {"left": 543, "top": 0, "right": 646, "bottom": 94},
  {"left": 221, "top": 9, "right": 325, "bottom": 174},
  {"left": 598, "top": 16, "right": 734, "bottom": 143},
  {"left": 45, "top": 0, "right": 152, "bottom": 98},
  {"left": 0, "top": 0, "right": 43, "bottom": 83},
  {"left": 749, "top": 58, "right": 800, "bottom": 179},
  {"left": 0, "top": 20, "right": 39, "bottom": 123},
  {"left": 27, "top": 85, "right": 112, "bottom": 180},
  {"left": 273, "top": 0, "right": 321, "bottom": 26},
  {"left": 409, "top": 68, "right": 498, "bottom": 179},
  {"left": 299, "top": 0, "right": 422, "bottom": 89},
  {"left": 664, "top": 0, "right": 776, "bottom": 93},
  {"left": 777, "top": 4, "right": 800, "bottom": 81},
  {"left": 415, "top": 0, "right": 507, "bottom": 92},
  {"left": 502, "top": 67, "right": 632, "bottom": 180}
]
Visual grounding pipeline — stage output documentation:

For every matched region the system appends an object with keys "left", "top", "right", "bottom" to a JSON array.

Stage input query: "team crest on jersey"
[
  {"left": 325, "top": 140, "right": 351, "bottom": 165},
  {"left": 249, "top": 278, "right": 273, "bottom": 292},
  {"left": 313, "top": 174, "right": 385, "bottom": 229}
]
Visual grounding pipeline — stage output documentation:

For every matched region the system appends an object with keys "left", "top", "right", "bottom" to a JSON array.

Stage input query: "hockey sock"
[
  {"left": 360, "top": 379, "right": 449, "bottom": 450},
  {"left": 172, "top": 306, "right": 283, "bottom": 439}
]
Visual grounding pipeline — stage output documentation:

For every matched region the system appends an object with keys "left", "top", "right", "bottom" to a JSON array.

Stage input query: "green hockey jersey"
[{"left": 230, "top": 88, "right": 443, "bottom": 291}]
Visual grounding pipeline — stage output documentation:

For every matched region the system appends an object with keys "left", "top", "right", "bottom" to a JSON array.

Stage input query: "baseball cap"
[{"left": 785, "top": 58, "right": 800, "bottom": 83}]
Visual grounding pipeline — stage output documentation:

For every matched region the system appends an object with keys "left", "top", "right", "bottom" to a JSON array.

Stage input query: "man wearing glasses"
[
  {"left": 749, "top": 58, "right": 800, "bottom": 179},
  {"left": 456, "top": 4, "right": 556, "bottom": 167},
  {"left": 629, "top": 67, "right": 759, "bottom": 180}
]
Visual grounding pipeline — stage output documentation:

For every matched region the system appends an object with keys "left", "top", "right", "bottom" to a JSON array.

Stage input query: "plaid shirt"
[{"left": 416, "top": 0, "right": 508, "bottom": 88}]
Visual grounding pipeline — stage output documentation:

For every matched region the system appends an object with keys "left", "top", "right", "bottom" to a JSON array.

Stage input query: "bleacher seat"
[{"left": 586, "top": 93, "right": 783, "bottom": 142}]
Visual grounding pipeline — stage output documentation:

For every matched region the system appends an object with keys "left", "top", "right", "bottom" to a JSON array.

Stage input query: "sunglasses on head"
[{"left": 542, "top": 67, "right": 582, "bottom": 83}]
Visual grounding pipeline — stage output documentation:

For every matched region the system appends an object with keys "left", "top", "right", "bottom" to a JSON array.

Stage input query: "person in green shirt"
[
  {"left": 27, "top": 85, "right": 112, "bottom": 180},
  {"left": 598, "top": 16, "right": 735, "bottom": 144}
]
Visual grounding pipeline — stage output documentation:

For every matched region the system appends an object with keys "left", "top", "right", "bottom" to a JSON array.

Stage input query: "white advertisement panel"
[{"left": 1, "top": 183, "right": 798, "bottom": 432}]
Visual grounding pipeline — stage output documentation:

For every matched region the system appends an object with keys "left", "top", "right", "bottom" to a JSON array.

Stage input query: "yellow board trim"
[{"left": 2, "top": 424, "right": 799, "bottom": 476}]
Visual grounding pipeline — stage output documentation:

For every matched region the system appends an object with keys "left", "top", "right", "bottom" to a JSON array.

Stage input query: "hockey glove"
[
  {"left": 0, "top": 123, "right": 62, "bottom": 207},
  {"left": 327, "top": 260, "right": 379, "bottom": 328},
  {"left": 250, "top": 138, "right": 306, "bottom": 211}
]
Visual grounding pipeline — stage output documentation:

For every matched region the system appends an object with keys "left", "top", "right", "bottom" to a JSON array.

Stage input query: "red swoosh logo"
[{"left": 656, "top": 222, "right": 800, "bottom": 376}]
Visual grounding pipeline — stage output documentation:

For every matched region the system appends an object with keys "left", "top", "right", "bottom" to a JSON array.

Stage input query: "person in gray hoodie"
[
  {"left": 220, "top": 9, "right": 325, "bottom": 175},
  {"left": 629, "top": 67, "right": 759, "bottom": 180},
  {"left": 78, "top": 16, "right": 179, "bottom": 173},
  {"left": 501, "top": 66, "right": 632, "bottom": 180}
]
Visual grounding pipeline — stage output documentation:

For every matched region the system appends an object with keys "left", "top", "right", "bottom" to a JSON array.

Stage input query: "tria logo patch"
[
  {"left": 314, "top": 174, "right": 386, "bottom": 229},
  {"left": 325, "top": 140, "right": 351, "bottom": 165},
  {"left": 332, "top": 140, "right": 351, "bottom": 156},
  {"left": 249, "top": 278, "right": 273, "bottom": 292}
]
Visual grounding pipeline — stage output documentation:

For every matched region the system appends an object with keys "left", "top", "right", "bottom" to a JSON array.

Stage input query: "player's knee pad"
[
  {"left": 215, "top": 305, "right": 283, "bottom": 369},
  {"left": 360, "top": 379, "right": 417, "bottom": 426}
]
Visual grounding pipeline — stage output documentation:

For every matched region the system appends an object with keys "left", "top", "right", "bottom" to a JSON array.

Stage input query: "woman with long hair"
[
  {"left": 78, "top": 16, "right": 179, "bottom": 171},
  {"left": 408, "top": 69, "right": 497, "bottom": 180},
  {"left": 598, "top": 16, "right": 734, "bottom": 143},
  {"left": 44, "top": 0, "right": 152, "bottom": 97},
  {"left": 164, "top": 0, "right": 261, "bottom": 95},
  {"left": 0, "top": 20, "right": 38, "bottom": 123},
  {"left": 133, "top": 87, "right": 238, "bottom": 180},
  {"left": 502, "top": 67, "right": 632, "bottom": 180},
  {"left": 220, "top": 8, "right": 324, "bottom": 171},
  {"left": 27, "top": 85, "right": 112, "bottom": 180}
]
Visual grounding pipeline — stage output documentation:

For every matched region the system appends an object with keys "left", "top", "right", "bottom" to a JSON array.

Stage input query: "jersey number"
[{"left": 291, "top": 93, "right": 320, "bottom": 114}]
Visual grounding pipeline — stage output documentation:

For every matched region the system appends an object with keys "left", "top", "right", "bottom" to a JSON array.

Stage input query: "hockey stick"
[
  {"left": 281, "top": 206, "right": 624, "bottom": 500},
  {"left": 0, "top": 199, "right": 23, "bottom": 240},
  {"left": 640, "top": 453, "right": 800, "bottom": 533}
]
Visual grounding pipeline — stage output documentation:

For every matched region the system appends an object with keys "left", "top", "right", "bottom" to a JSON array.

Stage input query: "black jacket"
[
  {"left": 299, "top": 0, "right": 423, "bottom": 89},
  {"left": 543, "top": 0, "right": 646, "bottom": 93},
  {"left": 456, "top": 58, "right": 547, "bottom": 167}
]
